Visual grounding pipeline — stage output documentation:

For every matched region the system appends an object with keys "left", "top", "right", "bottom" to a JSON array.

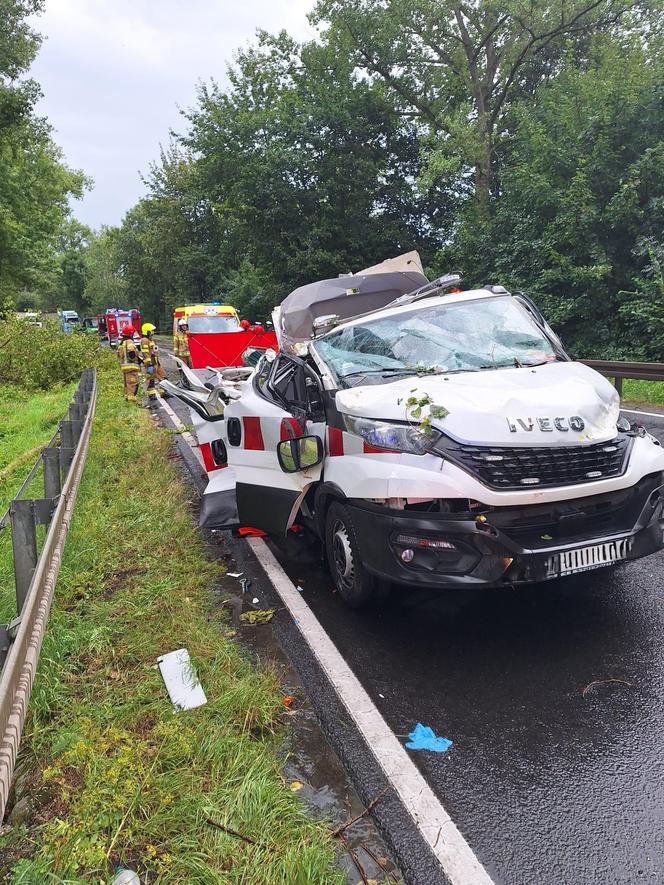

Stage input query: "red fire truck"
[{"left": 97, "top": 308, "right": 143, "bottom": 347}]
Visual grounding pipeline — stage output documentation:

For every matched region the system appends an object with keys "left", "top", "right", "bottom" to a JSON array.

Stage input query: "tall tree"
[{"left": 313, "top": 0, "right": 647, "bottom": 213}]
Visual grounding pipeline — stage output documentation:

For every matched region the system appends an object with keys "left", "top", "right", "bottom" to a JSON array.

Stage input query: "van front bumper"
[{"left": 345, "top": 472, "right": 664, "bottom": 589}]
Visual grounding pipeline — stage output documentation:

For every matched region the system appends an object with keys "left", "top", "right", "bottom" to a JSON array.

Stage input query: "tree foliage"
[
  {"left": 0, "top": 0, "right": 87, "bottom": 308},
  {"left": 78, "top": 7, "right": 663, "bottom": 357}
]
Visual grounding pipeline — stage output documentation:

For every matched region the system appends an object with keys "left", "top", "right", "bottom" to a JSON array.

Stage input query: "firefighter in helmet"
[
  {"left": 117, "top": 325, "right": 142, "bottom": 402},
  {"left": 140, "top": 322, "right": 163, "bottom": 401},
  {"left": 173, "top": 318, "right": 191, "bottom": 368}
]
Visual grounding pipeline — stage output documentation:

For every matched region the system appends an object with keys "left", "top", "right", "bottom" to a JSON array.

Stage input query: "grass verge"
[
  {"left": 0, "top": 383, "right": 76, "bottom": 513},
  {"left": 622, "top": 379, "right": 664, "bottom": 408},
  {"left": 0, "top": 368, "right": 344, "bottom": 884}
]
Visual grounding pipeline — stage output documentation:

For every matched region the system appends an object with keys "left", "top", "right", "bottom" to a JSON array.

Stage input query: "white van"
[{"left": 163, "top": 255, "right": 664, "bottom": 607}]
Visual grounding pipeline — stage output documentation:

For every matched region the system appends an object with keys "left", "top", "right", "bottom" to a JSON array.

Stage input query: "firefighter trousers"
[{"left": 122, "top": 369, "right": 140, "bottom": 401}]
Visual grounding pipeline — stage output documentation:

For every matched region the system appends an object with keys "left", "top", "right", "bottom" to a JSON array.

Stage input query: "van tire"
[{"left": 325, "top": 501, "right": 382, "bottom": 608}]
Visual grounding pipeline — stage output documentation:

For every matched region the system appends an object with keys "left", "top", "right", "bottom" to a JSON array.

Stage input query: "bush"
[{"left": 0, "top": 318, "right": 114, "bottom": 389}]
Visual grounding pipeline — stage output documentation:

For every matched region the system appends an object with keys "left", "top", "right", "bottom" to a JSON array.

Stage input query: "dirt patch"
[{"left": 101, "top": 565, "right": 147, "bottom": 599}]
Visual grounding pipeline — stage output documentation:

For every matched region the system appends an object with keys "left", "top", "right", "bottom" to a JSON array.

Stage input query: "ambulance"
[
  {"left": 173, "top": 303, "right": 278, "bottom": 369},
  {"left": 162, "top": 253, "right": 664, "bottom": 607}
]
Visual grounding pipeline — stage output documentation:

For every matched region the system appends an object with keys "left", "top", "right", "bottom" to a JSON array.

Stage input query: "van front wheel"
[{"left": 325, "top": 502, "right": 381, "bottom": 608}]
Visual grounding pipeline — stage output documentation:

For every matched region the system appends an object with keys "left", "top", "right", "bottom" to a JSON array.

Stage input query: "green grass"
[
  {"left": 1, "top": 369, "right": 344, "bottom": 884},
  {"left": 0, "top": 383, "right": 76, "bottom": 514},
  {"left": 622, "top": 379, "right": 664, "bottom": 407}
]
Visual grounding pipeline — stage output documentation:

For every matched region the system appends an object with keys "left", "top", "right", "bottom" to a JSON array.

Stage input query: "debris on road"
[
  {"left": 290, "top": 780, "right": 304, "bottom": 791},
  {"left": 157, "top": 648, "right": 208, "bottom": 711},
  {"left": 405, "top": 723, "right": 453, "bottom": 753},
  {"left": 227, "top": 571, "right": 243, "bottom": 579},
  {"left": 283, "top": 694, "right": 295, "bottom": 708},
  {"left": 240, "top": 609, "right": 275, "bottom": 624},
  {"left": 238, "top": 526, "right": 268, "bottom": 537},
  {"left": 582, "top": 677, "right": 632, "bottom": 697}
]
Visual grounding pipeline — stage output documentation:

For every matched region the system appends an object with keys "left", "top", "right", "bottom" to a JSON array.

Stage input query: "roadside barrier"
[
  {"left": 582, "top": 360, "right": 664, "bottom": 396},
  {"left": 0, "top": 368, "right": 96, "bottom": 819}
]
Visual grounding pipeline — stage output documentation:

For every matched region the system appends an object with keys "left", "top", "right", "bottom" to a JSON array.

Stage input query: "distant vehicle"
[
  {"left": 173, "top": 302, "right": 277, "bottom": 369},
  {"left": 97, "top": 308, "right": 142, "bottom": 347},
  {"left": 16, "top": 311, "right": 43, "bottom": 328},
  {"left": 58, "top": 309, "right": 80, "bottom": 333},
  {"left": 80, "top": 317, "right": 99, "bottom": 335}
]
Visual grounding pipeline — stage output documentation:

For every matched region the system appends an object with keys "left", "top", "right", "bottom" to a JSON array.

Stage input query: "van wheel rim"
[{"left": 332, "top": 520, "right": 354, "bottom": 592}]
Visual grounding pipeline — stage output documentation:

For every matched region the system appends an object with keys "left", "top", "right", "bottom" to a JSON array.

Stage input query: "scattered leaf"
[
  {"left": 289, "top": 781, "right": 304, "bottom": 792},
  {"left": 430, "top": 405, "right": 449, "bottom": 418},
  {"left": 240, "top": 609, "right": 274, "bottom": 625}
]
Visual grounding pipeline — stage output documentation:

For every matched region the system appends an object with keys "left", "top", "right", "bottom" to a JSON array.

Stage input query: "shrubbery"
[{"left": 0, "top": 319, "right": 113, "bottom": 389}]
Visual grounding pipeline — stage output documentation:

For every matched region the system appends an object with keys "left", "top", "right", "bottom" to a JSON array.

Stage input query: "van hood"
[{"left": 334, "top": 361, "right": 620, "bottom": 447}]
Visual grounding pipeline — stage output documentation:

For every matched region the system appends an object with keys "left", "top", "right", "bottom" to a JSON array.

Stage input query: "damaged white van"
[{"left": 163, "top": 253, "right": 664, "bottom": 607}]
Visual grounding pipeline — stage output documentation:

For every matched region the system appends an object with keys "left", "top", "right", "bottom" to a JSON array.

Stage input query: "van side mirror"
[{"left": 277, "top": 436, "right": 324, "bottom": 473}]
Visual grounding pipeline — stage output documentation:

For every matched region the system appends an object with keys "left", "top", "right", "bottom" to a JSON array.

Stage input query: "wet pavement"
[
  {"left": 268, "top": 415, "right": 664, "bottom": 885},
  {"left": 161, "top": 344, "right": 664, "bottom": 884}
]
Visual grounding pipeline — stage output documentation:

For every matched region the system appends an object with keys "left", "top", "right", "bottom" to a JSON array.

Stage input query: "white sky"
[{"left": 29, "top": 0, "right": 317, "bottom": 230}]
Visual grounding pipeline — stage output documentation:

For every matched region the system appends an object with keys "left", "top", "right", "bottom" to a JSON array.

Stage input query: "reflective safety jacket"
[
  {"left": 140, "top": 335, "right": 157, "bottom": 368},
  {"left": 173, "top": 331, "right": 190, "bottom": 358},
  {"left": 118, "top": 338, "right": 141, "bottom": 371}
]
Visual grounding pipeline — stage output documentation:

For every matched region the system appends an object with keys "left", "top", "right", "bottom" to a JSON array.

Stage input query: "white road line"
[
  {"left": 247, "top": 536, "right": 495, "bottom": 885},
  {"left": 156, "top": 398, "right": 203, "bottom": 466},
  {"left": 621, "top": 408, "right": 664, "bottom": 419}
]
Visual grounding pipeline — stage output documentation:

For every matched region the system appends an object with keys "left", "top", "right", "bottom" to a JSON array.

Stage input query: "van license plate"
[{"left": 549, "top": 539, "right": 633, "bottom": 577}]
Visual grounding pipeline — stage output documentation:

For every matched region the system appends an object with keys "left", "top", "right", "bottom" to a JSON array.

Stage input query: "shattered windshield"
[
  {"left": 313, "top": 295, "right": 558, "bottom": 387},
  {"left": 187, "top": 315, "right": 240, "bottom": 333}
]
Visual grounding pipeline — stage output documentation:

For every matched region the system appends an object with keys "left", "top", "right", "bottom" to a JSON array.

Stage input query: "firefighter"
[
  {"left": 173, "top": 318, "right": 192, "bottom": 368},
  {"left": 117, "top": 325, "right": 142, "bottom": 402},
  {"left": 140, "top": 322, "right": 162, "bottom": 401}
]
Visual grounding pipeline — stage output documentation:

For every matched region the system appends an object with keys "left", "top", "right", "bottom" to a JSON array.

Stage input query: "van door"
[{"left": 225, "top": 353, "right": 325, "bottom": 534}]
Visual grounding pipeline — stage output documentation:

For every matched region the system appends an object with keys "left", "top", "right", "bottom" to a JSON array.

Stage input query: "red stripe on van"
[
  {"left": 363, "top": 442, "right": 393, "bottom": 454},
  {"left": 199, "top": 441, "right": 223, "bottom": 472},
  {"left": 243, "top": 417, "right": 265, "bottom": 450},
  {"left": 280, "top": 417, "right": 303, "bottom": 440},
  {"left": 328, "top": 427, "right": 344, "bottom": 456}
]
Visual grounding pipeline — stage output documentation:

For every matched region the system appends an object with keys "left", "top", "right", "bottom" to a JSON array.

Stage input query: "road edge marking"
[
  {"left": 247, "top": 536, "right": 495, "bottom": 885},
  {"left": 156, "top": 398, "right": 203, "bottom": 466},
  {"left": 621, "top": 408, "right": 664, "bottom": 419}
]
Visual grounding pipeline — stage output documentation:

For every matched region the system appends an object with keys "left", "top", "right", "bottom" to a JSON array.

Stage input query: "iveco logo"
[{"left": 506, "top": 416, "right": 585, "bottom": 433}]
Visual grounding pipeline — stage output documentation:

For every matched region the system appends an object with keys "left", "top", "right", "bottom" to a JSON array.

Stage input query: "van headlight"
[{"left": 343, "top": 415, "right": 441, "bottom": 454}]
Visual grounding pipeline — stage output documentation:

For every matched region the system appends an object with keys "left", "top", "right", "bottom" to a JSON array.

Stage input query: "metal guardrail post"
[
  {"left": 10, "top": 501, "right": 37, "bottom": 613},
  {"left": 60, "top": 447, "right": 74, "bottom": 478},
  {"left": 71, "top": 419, "right": 83, "bottom": 445},
  {"left": 43, "top": 448, "right": 61, "bottom": 499},
  {"left": 60, "top": 420, "right": 73, "bottom": 449},
  {"left": 69, "top": 403, "right": 83, "bottom": 423}
]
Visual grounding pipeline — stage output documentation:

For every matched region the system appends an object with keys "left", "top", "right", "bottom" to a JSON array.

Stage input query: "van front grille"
[{"left": 433, "top": 436, "right": 632, "bottom": 490}]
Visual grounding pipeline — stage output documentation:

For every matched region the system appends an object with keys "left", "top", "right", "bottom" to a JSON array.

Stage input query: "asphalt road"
[
  {"left": 269, "top": 412, "right": 664, "bottom": 885},
  {"left": 161, "top": 346, "right": 664, "bottom": 883}
]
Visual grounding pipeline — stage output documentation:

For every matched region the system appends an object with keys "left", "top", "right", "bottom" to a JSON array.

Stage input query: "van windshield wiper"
[{"left": 341, "top": 366, "right": 442, "bottom": 380}]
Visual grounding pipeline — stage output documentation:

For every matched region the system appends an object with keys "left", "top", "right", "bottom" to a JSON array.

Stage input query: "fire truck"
[
  {"left": 173, "top": 303, "right": 278, "bottom": 369},
  {"left": 97, "top": 308, "right": 142, "bottom": 347}
]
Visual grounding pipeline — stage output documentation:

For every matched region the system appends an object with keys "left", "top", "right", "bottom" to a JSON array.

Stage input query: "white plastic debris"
[
  {"left": 228, "top": 572, "right": 243, "bottom": 578},
  {"left": 296, "top": 585, "right": 304, "bottom": 593},
  {"left": 112, "top": 871, "right": 140, "bottom": 885},
  {"left": 157, "top": 648, "right": 207, "bottom": 711},
  {"left": 252, "top": 597, "right": 259, "bottom": 604}
]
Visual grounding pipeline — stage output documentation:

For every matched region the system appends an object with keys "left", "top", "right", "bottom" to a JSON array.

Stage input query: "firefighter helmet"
[
  {"left": 142, "top": 322, "right": 156, "bottom": 335},
  {"left": 240, "top": 319, "right": 251, "bottom": 330},
  {"left": 178, "top": 318, "right": 188, "bottom": 328},
  {"left": 121, "top": 325, "right": 135, "bottom": 338}
]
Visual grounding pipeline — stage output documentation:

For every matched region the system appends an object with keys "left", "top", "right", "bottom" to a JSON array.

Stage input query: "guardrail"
[
  {"left": 581, "top": 360, "right": 664, "bottom": 396},
  {"left": 0, "top": 368, "right": 96, "bottom": 819}
]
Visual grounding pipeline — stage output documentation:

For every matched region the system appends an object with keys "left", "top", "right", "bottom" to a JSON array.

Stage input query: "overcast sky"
[{"left": 29, "top": 0, "right": 317, "bottom": 231}]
